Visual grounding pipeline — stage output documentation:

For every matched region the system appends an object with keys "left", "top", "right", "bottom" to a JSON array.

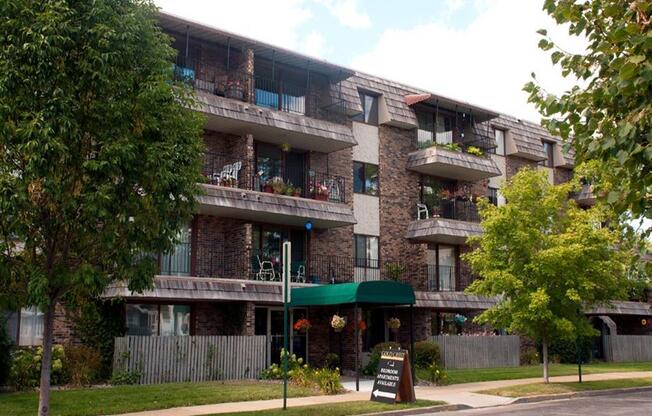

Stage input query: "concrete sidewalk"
[{"left": 112, "top": 371, "right": 652, "bottom": 416}]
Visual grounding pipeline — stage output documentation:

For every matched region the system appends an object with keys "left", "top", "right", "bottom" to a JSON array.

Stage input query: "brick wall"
[
  {"left": 192, "top": 215, "right": 252, "bottom": 278},
  {"left": 505, "top": 156, "right": 538, "bottom": 179},
  {"left": 457, "top": 245, "right": 475, "bottom": 291},
  {"left": 194, "top": 301, "right": 255, "bottom": 336},
  {"left": 553, "top": 167, "right": 573, "bottom": 185},
  {"left": 52, "top": 303, "right": 81, "bottom": 345}
]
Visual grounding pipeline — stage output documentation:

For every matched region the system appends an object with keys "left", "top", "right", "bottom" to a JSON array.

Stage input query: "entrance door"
[{"left": 255, "top": 307, "right": 308, "bottom": 365}]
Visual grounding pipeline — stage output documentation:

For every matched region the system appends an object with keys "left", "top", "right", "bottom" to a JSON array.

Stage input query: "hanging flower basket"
[
  {"left": 331, "top": 314, "right": 346, "bottom": 332},
  {"left": 293, "top": 318, "right": 311, "bottom": 333},
  {"left": 388, "top": 317, "right": 401, "bottom": 332}
]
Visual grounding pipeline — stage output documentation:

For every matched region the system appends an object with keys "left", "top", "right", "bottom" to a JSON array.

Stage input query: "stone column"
[{"left": 243, "top": 47, "right": 255, "bottom": 103}]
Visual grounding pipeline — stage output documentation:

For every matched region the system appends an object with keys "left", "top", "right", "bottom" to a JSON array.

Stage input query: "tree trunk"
[
  {"left": 542, "top": 338, "right": 549, "bottom": 384},
  {"left": 38, "top": 305, "right": 56, "bottom": 416}
]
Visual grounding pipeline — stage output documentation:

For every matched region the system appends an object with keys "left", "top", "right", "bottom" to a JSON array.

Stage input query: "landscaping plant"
[
  {"left": 464, "top": 168, "right": 629, "bottom": 383},
  {"left": 9, "top": 346, "right": 65, "bottom": 390},
  {"left": 0, "top": 317, "right": 13, "bottom": 386},
  {"left": 0, "top": 1, "right": 204, "bottom": 413},
  {"left": 62, "top": 345, "right": 103, "bottom": 387},
  {"left": 363, "top": 342, "right": 400, "bottom": 375},
  {"left": 414, "top": 341, "right": 441, "bottom": 369}
]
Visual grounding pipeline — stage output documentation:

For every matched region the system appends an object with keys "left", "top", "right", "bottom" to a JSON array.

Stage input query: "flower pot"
[
  {"left": 293, "top": 191, "right": 301, "bottom": 197},
  {"left": 226, "top": 85, "right": 244, "bottom": 100},
  {"left": 333, "top": 327, "right": 343, "bottom": 333},
  {"left": 263, "top": 185, "right": 273, "bottom": 193},
  {"left": 315, "top": 193, "right": 328, "bottom": 201}
]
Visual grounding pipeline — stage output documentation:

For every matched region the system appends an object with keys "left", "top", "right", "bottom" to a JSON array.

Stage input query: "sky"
[{"left": 154, "top": 0, "right": 585, "bottom": 124}]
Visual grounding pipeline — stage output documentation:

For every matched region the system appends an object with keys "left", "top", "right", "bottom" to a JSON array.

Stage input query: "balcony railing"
[
  {"left": 176, "top": 250, "right": 456, "bottom": 292},
  {"left": 172, "top": 57, "right": 348, "bottom": 124},
  {"left": 421, "top": 198, "right": 481, "bottom": 223},
  {"left": 202, "top": 152, "right": 347, "bottom": 204}
]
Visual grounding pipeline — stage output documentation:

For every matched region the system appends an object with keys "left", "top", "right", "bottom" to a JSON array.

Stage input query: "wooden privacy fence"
[
  {"left": 604, "top": 335, "right": 652, "bottom": 363},
  {"left": 113, "top": 335, "right": 267, "bottom": 384},
  {"left": 430, "top": 335, "right": 520, "bottom": 369}
]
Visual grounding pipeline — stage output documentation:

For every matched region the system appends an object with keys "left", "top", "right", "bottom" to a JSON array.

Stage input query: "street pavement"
[{"left": 428, "top": 391, "right": 652, "bottom": 416}]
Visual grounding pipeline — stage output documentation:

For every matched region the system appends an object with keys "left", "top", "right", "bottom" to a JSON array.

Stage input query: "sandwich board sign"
[{"left": 370, "top": 349, "right": 415, "bottom": 404}]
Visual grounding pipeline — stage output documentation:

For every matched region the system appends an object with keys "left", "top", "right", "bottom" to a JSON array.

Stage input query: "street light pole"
[{"left": 282, "top": 241, "right": 291, "bottom": 410}]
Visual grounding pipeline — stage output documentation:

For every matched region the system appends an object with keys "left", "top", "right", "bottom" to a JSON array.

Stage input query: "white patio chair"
[
  {"left": 416, "top": 203, "right": 429, "bottom": 220},
  {"left": 294, "top": 265, "right": 306, "bottom": 283},
  {"left": 255, "top": 255, "right": 276, "bottom": 281}
]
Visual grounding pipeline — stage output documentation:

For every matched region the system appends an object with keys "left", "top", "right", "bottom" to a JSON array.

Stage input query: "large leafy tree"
[
  {"left": 524, "top": 0, "right": 652, "bottom": 219},
  {"left": 463, "top": 169, "right": 629, "bottom": 383},
  {"left": 0, "top": 1, "right": 204, "bottom": 414}
]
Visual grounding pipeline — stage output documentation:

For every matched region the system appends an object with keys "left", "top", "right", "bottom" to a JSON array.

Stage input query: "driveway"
[{"left": 428, "top": 391, "right": 652, "bottom": 415}]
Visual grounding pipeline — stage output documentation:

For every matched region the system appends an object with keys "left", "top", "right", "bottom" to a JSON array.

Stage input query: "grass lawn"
[
  {"left": 478, "top": 377, "right": 652, "bottom": 397},
  {"left": 0, "top": 381, "right": 319, "bottom": 416},
  {"left": 212, "top": 400, "right": 445, "bottom": 416},
  {"left": 427, "top": 361, "right": 652, "bottom": 385}
]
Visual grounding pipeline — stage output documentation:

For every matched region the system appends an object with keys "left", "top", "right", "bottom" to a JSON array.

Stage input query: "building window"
[
  {"left": 494, "top": 128, "right": 506, "bottom": 156},
  {"left": 160, "top": 224, "right": 191, "bottom": 276},
  {"left": 416, "top": 110, "right": 455, "bottom": 145},
  {"left": 19, "top": 308, "right": 44, "bottom": 346},
  {"left": 354, "top": 234, "right": 379, "bottom": 268},
  {"left": 353, "top": 162, "right": 379, "bottom": 196},
  {"left": 487, "top": 187, "right": 498, "bottom": 206},
  {"left": 126, "top": 304, "right": 190, "bottom": 336},
  {"left": 541, "top": 140, "right": 554, "bottom": 168},
  {"left": 353, "top": 92, "right": 379, "bottom": 125}
]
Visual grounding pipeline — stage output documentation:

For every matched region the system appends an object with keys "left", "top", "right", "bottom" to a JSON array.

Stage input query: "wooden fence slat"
[
  {"left": 113, "top": 335, "right": 267, "bottom": 385},
  {"left": 430, "top": 336, "right": 520, "bottom": 369},
  {"left": 605, "top": 335, "right": 652, "bottom": 362}
]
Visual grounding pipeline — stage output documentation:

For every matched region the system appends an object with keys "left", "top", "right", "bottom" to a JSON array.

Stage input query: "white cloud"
[
  {"left": 300, "top": 31, "right": 329, "bottom": 58},
  {"left": 155, "top": 0, "right": 313, "bottom": 51},
  {"left": 350, "top": 0, "right": 585, "bottom": 123},
  {"left": 315, "top": 0, "right": 371, "bottom": 29}
]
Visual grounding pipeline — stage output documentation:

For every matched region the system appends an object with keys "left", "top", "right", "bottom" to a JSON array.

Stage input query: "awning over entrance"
[{"left": 289, "top": 281, "right": 416, "bottom": 307}]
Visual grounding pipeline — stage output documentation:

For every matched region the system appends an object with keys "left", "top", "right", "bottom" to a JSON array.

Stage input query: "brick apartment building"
[{"left": 6, "top": 12, "right": 651, "bottom": 367}]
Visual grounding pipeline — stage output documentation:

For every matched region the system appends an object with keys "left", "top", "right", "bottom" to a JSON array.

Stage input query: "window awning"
[{"left": 289, "top": 281, "right": 416, "bottom": 307}]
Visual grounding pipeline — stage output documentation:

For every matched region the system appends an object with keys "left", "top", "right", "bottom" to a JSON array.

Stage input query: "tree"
[
  {"left": 0, "top": 1, "right": 204, "bottom": 414},
  {"left": 524, "top": 0, "right": 652, "bottom": 219},
  {"left": 463, "top": 169, "right": 629, "bottom": 383}
]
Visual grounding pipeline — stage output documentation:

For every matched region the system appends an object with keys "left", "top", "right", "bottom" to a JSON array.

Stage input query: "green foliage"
[
  {"left": 0, "top": 0, "right": 204, "bottom": 312},
  {"left": 62, "top": 345, "right": 103, "bottom": 387},
  {"left": 414, "top": 341, "right": 441, "bottom": 368},
  {"left": 110, "top": 370, "right": 143, "bottom": 386},
  {"left": 324, "top": 353, "right": 340, "bottom": 370},
  {"left": 71, "top": 299, "right": 125, "bottom": 380},
  {"left": 261, "top": 350, "right": 341, "bottom": 395},
  {"left": 0, "top": 317, "right": 13, "bottom": 386},
  {"left": 9, "top": 346, "right": 65, "bottom": 390},
  {"left": 520, "top": 347, "right": 540, "bottom": 366},
  {"left": 463, "top": 169, "right": 629, "bottom": 379},
  {"left": 549, "top": 336, "right": 594, "bottom": 364},
  {"left": 421, "top": 362, "right": 449, "bottom": 385},
  {"left": 465, "top": 146, "right": 484, "bottom": 157},
  {"left": 385, "top": 263, "right": 407, "bottom": 281},
  {"left": 524, "top": 0, "right": 652, "bottom": 218},
  {"left": 362, "top": 342, "right": 400, "bottom": 375}
]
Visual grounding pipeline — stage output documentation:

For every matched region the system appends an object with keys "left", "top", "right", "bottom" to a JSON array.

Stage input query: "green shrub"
[
  {"left": 261, "top": 349, "right": 304, "bottom": 380},
  {"left": 62, "top": 344, "right": 103, "bottom": 386},
  {"left": 421, "top": 362, "right": 449, "bottom": 385},
  {"left": 0, "top": 318, "right": 13, "bottom": 386},
  {"left": 324, "top": 353, "right": 339, "bottom": 370},
  {"left": 549, "top": 336, "right": 593, "bottom": 364},
  {"left": 520, "top": 347, "right": 540, "bottom": 366},
  {"left": 414, "top": 341, "right": 441, "bottom": 368},
  {"left": 311, "top": 367, "right": 342, "bottom": 395},
  {"left": 362, "top": 342, "right": 400, "bottom": 375},
  {"left": 110, "top": 369, "right": 142, "bottom": 385},
  {"left": 9, "top": 345, "right": 65, "bottom": 390}
]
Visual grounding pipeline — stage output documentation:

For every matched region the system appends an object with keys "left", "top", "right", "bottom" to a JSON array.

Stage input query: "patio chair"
[
  {"left": 294, "top": 265, "right": 306, "bottom": 283},
  {"left": 416, "top": 203, "right": 429, "bottom": 220},
  {"left": 255, "top": 255, "right": 276, "bottom": 281}
]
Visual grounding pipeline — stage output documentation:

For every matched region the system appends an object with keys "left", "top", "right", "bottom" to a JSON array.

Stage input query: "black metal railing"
[
  {"left": 202, "top": 152, "right": 347, "bottom": 204},
  {"left": 425, "top": 198, "right": 481, "bottom": 223},
  {"left": 160, "top": 246, "right": 458, "bottom": 293},
  {"left": 172, "top": 56, "right": 348, "bottom": 124}
]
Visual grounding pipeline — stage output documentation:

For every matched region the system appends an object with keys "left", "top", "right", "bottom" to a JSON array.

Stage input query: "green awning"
[{"left": 290, "top": 281, "right": 416, "bottom": 307}]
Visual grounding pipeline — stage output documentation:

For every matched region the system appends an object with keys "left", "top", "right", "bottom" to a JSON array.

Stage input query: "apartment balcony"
[
  {"left": 408, "top": 135, "right": 501, "bottom": 181},
  {"left": 173, "top": 60, "right": 356, "bottom": 153},
  {"left": 406, "top": 199, "right": 483, "bottom": 244},
  {"left": 197, "top": 153, "right": 355, "bottom": 229},
  {"left": 571, "top": 183, "right": 597, "bottom": 207}
]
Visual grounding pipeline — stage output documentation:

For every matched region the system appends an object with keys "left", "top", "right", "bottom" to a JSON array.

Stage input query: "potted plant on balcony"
[
  {"left": 466, "top": 145, "right": 483, "bottom": 157},
  {"left": 225, "top": 78, "right": 244, "bottom": 100},
  {"left": 293, "top": 318, "right": 312, "bottom": 333},
  {"left": 385, "top": 262, "right": 407, "bottom": 281},
  {"left": 293, "top": 187, "right": 302, "bottom": 197},
  {"left": 285, "top": 184, "right": 295, "bottom": 196},
  {"left": 313, "top": 182, "right": 329, "bottom": 201},
  {"left": 331, "top": 314, "right": 346, "bottom": 333},
  {"left": 269, "top": 176, "right": 286, "bottom": 194}
]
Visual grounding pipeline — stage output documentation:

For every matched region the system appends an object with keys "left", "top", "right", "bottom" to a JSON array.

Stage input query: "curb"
[
  {"left": 510, "top": 385, "right": 652, "bottom": 405},
  {"left": 360, "top": 404, "right": 472, "bottom": 416}
]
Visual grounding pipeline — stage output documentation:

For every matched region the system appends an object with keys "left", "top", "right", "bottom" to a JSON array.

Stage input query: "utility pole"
[{"left": 282, "top": 241, "right": 291, "bottom": 410}]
